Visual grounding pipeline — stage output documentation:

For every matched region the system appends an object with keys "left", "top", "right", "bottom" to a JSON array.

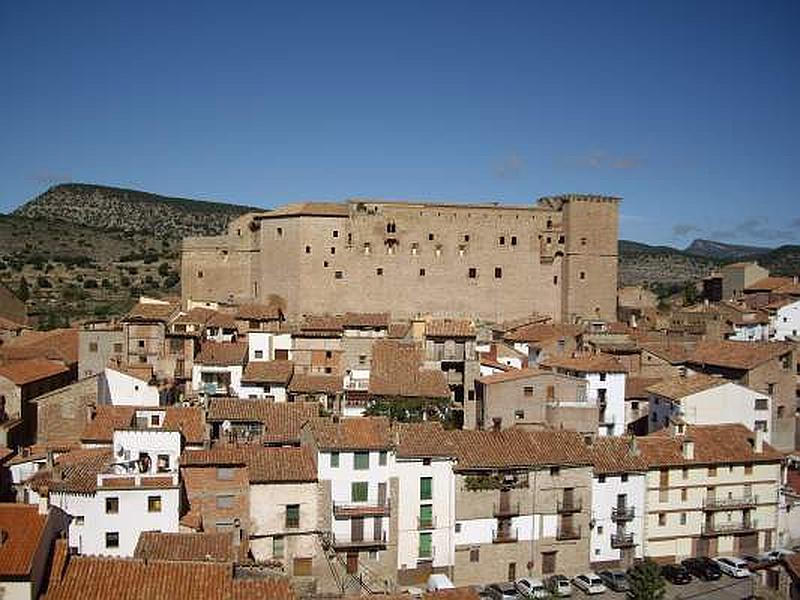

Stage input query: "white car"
[
  {"left": 572, "top": 573, "right": 606, "bottom": 595},
  {"left": 714, "top": 557, "right": 750, "bottom": 578},
  {"left": 515, "top": 577, "right": 547, "bottom": 598}
]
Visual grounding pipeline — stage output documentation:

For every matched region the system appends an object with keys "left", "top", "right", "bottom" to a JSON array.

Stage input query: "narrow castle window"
[
  {"left": 464, "top": 234, "right": 470, "bottom": 242},
  {"left": 277, "top": 227, "right": 283, "bottom": 237},
  {"left": 333, "top": 230, "right": 339, "bottom": 238},
  {"left": 411, "top": 243, "right": 419, "bottom": 256},
  {"left": 511, "top": 236, "right": 517, "bottom": 246},
  {"left": 364, "top": 242, "right": 371, "bottom": 255},
  {"left": 581, "top": 237, "right": 587, "bottom": 246},
  {"left": 330, "top": 247, "right": 335, "bottom": 255},
  {"left": 377, "top": 268, "right": 383, "bottom": 276},
  {"left": 553, "top": 276, "right": 558, "bottom": 285},
  {"left": 558, "top": 235, "right": 565, "bottom": 244},
  {"left": 458, "top": 245, "right": 466, "bottom": 257},
  {"left": 197, "top": 270, "right": 204, "bottom": 278},
  {"left": 468, "top": 268, "right": 477, "bottom": 279},
  {"left": 324, "top": 261, "right": 329, "bottom": 268},
  {"left": 546, "top": 219, "right": 552, "bottom": 229},
  {"left": 305, "top": 246, "right": 311, "bottom": 254},
  {"left": 334, "top": 271, "right": 343, "bottom": 279},
  {"left": 495, "top": 267, "right": 502, "bottom": 279},
  {"left": 499, "top": 236, "right": 505, "bottom": 246},
  {"left": 428, "top": 233, "right": 434, "bottom": 241},
  {"left": 386, "top": 222, "right": 396, "bottom": 234},
  {"left": 419, "top": 268, "right": 426, "bottom": 277},
  {"left": 580, "top": 272, "right": 586, "bottom": 280},
  {"left": 435, "top": 245, "right": 443, "bottom": 257}
]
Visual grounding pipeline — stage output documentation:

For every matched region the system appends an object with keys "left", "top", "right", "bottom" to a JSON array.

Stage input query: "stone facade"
[
  {"left": 34, "top": 376, "right": 98, "bottom": 444},
  {"left": 181, "top": 196, "right": 620, "bottom": 323}
]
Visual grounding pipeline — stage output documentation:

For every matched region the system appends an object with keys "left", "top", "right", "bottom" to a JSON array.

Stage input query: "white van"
[{"left": 427, "top": 574, "right": 456, "bottom": 591}]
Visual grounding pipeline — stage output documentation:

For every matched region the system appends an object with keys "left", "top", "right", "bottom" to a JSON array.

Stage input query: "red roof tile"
[
  {"left": 541, "top": 352, "right": 627, "bottom": 373},
  {"left": 182, "top": 446, "right": 317, "bottom": 483},
  {"left": 206, "top": 400, "right": 318, "bottom": 444},
  {"left": 504, "top": 323, "right": 580, "bottom": 345},
  {"left": 288, "top": 373, "right": 343, "bottom": 394},
  {"left": 305, "top": 416, "right": 392, "bottom": 451},
  {"left": 235, "top": 303, "right": 283, "bottom": 321},
  {"left": 241, "top": 360, "right": 294, "bottom": 384},
  {"left": 195, "top": 342, "right": 248, "bottom": 366},
  {"left": 425, "top": 318, "right": 475, "bottom": 338},
  {"left": 0, "top": 503, "right": 48, "bottom": 576},
  {"left": 134, "top": 532, "right": 240, "bottom": 562},
  {"left": 0, "top": 358, "right": 69, "bottom": 385},
  {"left": 590, "top": 436, "right": 648, "bottom": 474},
  {"left": 369, "top": 340, "right": 449, "bottom": 399},
  {"left": 687, "top": 340, "right": 795, "bottom": 370},
  {"left": 343, "top": 312, "right": 390, "bottom": 328},
  {"left": 80, "top": 406, "right": 205, "bottom": 445},
  {"left": 125, "top": 301, "right": 179, "bottom": 322},
  {"left": 0, "top": 328, "right": 78, "bottom": 364},
  {"left": 646, "top": 373, "right": 730, "bottom": 401}
]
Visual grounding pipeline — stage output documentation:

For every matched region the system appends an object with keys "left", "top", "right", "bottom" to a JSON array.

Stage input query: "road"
[{"left": 574, "top": 575, "right": 752, "bottom": 599}]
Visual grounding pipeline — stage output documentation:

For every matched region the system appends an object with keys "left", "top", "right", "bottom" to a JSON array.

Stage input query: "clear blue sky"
[{"left": 1, "top": 1, "right": 798, "bottom": 246}]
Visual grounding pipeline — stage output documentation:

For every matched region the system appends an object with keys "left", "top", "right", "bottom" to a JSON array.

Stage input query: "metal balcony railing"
[
  {"left": 701, "top": 519, "right": 757, "bottom": 536},
  {"left": 557, "top": 498, "right": 582, "bottom": 513},
  {"left": 611, "top": 532, "right": 635, "bottom": 548},
  {"left": 492, "top": 529, "right": 518, "bottom": 544},
  {"left": 611, "top": 505, "right": 635, "bottom": 521},
  {"left": 702, "top": 495, "right": 757, "bottom": 511},
  {"left": 556, "top": 525, "right": 581, "bottom": 541}
]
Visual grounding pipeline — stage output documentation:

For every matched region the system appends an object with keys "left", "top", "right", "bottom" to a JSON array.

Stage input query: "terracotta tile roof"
[
  {"left": 42, "top": 556, "right": 296, "bottom": 600},
  {"left": 646, "top": 374, "right": 730, "bottom": 401},
  {"left": 80, "top": 406, "right": 205, "bottom": 445},
  {"left": 241, "top": 360, "right": 294, "bottom": 385},
  {"left": 107, "top": 364, "right": 153, "bottom": 384},
  {"left": 206, "top": 311, "right": 238, "bottom": 329},
  {"left": 449, "top": 428, "right": 592, "bottom": 470},
  {"left": 0, "top": 328, "right": 78, "bottom": 364},
  {"left": 590, "top": 436, "right": 648, "bottom": 474},
  {"left": 0, "top": 503, "right": 48, "bottom": 576},
  {"left": 0, "top": 358, "right": 69, "bottom": 385},
  {"left": 235, "top": 303, "right": 283, "bottom": 321},
  {"left": 541, "top": 352, "right": 627, "bottom": 374},
  {"left": 425, "top": 318, "right": 475, "bottom": 338},
  {"left": 387, "top": 322, "right": 411, "bottom": 338},
  {"left": 125, "top": 301, "right": 179, "bottom": 322},
  {"left": 0, "top": 315, "right": 29, "bottom": 330},
  {"left": 343, "top": 312, "right": 390, "bottom": 328},
  {"left": 687, "top": 340, "right": 795, "bottom": 370},
  {"left": 493, "top": 315, "right": 551, "bottom": 335},
  {"left": 746, "top": 276, "right": 794, "bottom": 292},
  {"left": 504, "top": 323, "right": 580, "bottom": 345},
  {"left": 369, "top": 340, "right": 449, "bottom": 399},
  {"left": 479, "top": 357, "right": 512, "bottom": 373},
  {"left": 639, "top": 341, "right": 693, "bottom": 364},
  {"left": 48, "top": 539, "right": 69, "bottom": 589},
  {"left": 477, "top": 367, "right": 543, "bottom": 385},
  {"left": 182, "top": 446, "right": 317, "bottom": 483},
  {"left": 299, "top": 315, "right": 344, "bottom": 333},
  {"left": 305, "top": 416, "right": 392, "bottom": 451},
  {"left": 783, "top": 554, "right": 800, "bottom": 581},
  {"left": 6, "top": 442, "right": 79, "bottom": 466},
  {"left": 288, "top": 373, "right": 343, "bottom": 394},
  {"left": 27, "top": 448, "right": 112, "bottom": 494},
  {"left": 625, "top": 377, "right": 663, "bottom": 400},
  {"left": 206, "top": 400, "right": 318, "bottom": 444},
  {"left": 637, "top": 423, "right": 784, "bottom": 467},
  {"left": 171, "top": 307, "right": 216, "bottom": 326},
  {"left": 195, "top": 341, "right": 248, "bottom": 366},
  {"left": 394, "top": 422, "right": 458, "bottom": 458},
  {"left": 134, "top": 532, "right": 238, "bottom": 562}
]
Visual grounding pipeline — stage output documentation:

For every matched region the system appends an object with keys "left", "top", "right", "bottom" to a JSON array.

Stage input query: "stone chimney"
[{"left": 681, "top": 439, "right": 694, "bottom": 460}]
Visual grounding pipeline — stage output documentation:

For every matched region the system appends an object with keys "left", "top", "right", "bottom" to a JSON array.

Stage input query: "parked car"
[
  {"left": 597, "top": 570, "right": 628, "bottom": 592},
  {"left": 572, "top": 573, "right": 606, "bottom": 595},
  {"left": 661, "top": 564, "right": 692, "bottom": 585},
  {"left": 681, "top": 557, "right": 722, "bottom": 581},
  {"left": 515, "top": 577, "right": 547, "bottom": 598},
  {"left": 763, "top": 548, "right": 795, "bottom": 561},
  {"left": 545, "top": 575, "right": 572, "bottom": 597},
  {"left": 427, "top": 574, "right": 455, "bottom": 591},
  {"left": 486, "top": 582, "right": 520, "bottom": 600},
  {"left": 714, "top": 557, "right": 751, "bottom": 578}
]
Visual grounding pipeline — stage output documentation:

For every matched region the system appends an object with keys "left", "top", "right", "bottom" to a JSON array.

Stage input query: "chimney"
[
  {"left": 46, "top": 449, "right": 55, "bottom": 470},
  {"left": 681, "top": 439, "right": 694, "bottom": 460},
  {"left": 232, "top": 518, "right": 242, "bottom": 547},
  {"left": 628, "top": 436, "right": 640, "bottom": 456},
  {"left": 492, "top": 417, "right": 502, "bottom": 432},
  {"left": 754, "top": 429, "right": 765, "bottom": 454},
  {"left": 38, "top": 487, "right": 49, "bottom": 515}
]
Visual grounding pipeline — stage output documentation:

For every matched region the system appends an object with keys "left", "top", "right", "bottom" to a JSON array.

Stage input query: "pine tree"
[
  {"left": 16, "top": 276, "right": 30, "bottom": 302},
  {"left": 627, "top": 560, "right": 666, "bottom": 600}
]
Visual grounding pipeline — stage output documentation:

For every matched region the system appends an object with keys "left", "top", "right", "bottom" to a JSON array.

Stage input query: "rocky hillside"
[
  {"left": 618, "top": 240, "right": 717, "bottom": 287},
  {"left": 14, "top": 183, "right": 259, "bottom": 238},
  {"left": 684, "top": 238, "right": 771, "bottom": 260}
]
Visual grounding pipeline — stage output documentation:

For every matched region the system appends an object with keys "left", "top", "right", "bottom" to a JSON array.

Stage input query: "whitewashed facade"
[
  {"left": 102, "top": 367, "right": 160, "bottom": 406},
  {"left": 590, "top": 470, "right": 646, "bottom": 565},
  {"left": 772, "top": 299, "right": 800, "bottom": 341}
]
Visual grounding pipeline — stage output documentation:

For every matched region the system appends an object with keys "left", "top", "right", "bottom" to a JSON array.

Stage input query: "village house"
[
  {"left": 289, "top": 373, "right": 343, "bottom": 409},
  {"left": 588, "top": 437, "right": 647, "bottom": 569},
  {"left": 134, "top": 531, "right": 243, "bottom": 563},
  {"left": 623, "top": 376, "right": 659, "bottom": 435},
  {"left": 246, "top": 319, "right": 292, "bottom": 363},
  {"left": 77, "top": 320, "right": 124, "bottom": 379},
  {"left": 121, "top": 298, "right": 180, "bottom": 373},
  {"left": 685, "top": 340, "right": 796, "bottom": 452},
  {"left": 420, "top": 318, "right": 479, "bottom": 408},
  {"left": 79, "top": 404, "right": 206, "bottom": 450},
  {"left": 238, "top": 360, "right": 294, "bottom": 401},
  {"left": 637, "top": 423, "right": 783, "bottom": 561},
  {"left": 341, "top": 312, "right": 389, "bottom": 373},
  {"left": 100, "top": 365, "right": 160, "bottom": 406},
  {"left": 191, "top": 341, "right": 248, "bottom": 397},
  {"left": 0, "top": 503, "right": 67, "bottom": 600},
  {"left": 647, "top": 373, "right": 773, "bottom": 442},
  {"left": 449, "top": 428, "right": 593, "bottom": 584},
  {"left": 540, "top": 353, "right": 628, "bottom": 437},
  {"left": 502, "top": 322, "right": 580, "bottom": 366},
  {"left": 771, "top": 298, "right": 800, "bottom": 341},
  {"left": 292, "top": 316, "right": 344, "bottom": 376},
  {"left": 472, "top": 368, "right": 594, "bottom": 437},
  {"left": 234, "top": 302, "right": 286, "bottom": 335},
  {"left": 721, "top": 262, "right": 770, "bottom": 301},
  {"left": 636, "top": 341, "right": 693, "bottom": 379},
  {"left": 206, "top": 399, "right": 318, "bottom": 447}
]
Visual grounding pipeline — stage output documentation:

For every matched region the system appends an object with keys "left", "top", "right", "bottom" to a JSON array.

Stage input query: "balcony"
[
  {"left": 493, "top": 501, "right": 521, "bottom": 518},
  {"left": 611, "top": 506, "right": 635, "bottom": 522},
  {"left": 417, "top": 516, "right": 436, "bottom": 530},
  {"left": 557, "top": 498, "right": 583, "bottom": 513},
  {"left": 702, "top": 495, "right": 757, "bottom": 511},
  {"left": 492, "top": 529, "right": 518, "bottom": 544},
  {"left": 418, "top": 547, "right": 435, "bottom": 562},
  {"left": 701, "top": 519, "right": 757, "bottom": 536},
  {"left": 611, "top": 532, "right": 635, "bottom": 548},
  {"left": 333, "top": 501, "right": 391, "bottom": 519},
  {"left": 556, "top": 525, "right": 581, "bottom": 541},
  {"left": 331, "top": 532, "right": 387, "bottom": 550}
]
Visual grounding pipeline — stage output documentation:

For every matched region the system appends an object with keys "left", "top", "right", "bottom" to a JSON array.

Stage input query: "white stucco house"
[
  {"left": 647, "top": 374, "right": 772, "bottom": 443},
  {"left": 771, "top": 299, "right": 800, "bottom": 341},
  {"left": 191, "top": 341, "right": 247, "bottom": 397},
  {"left": 248, "top": 331, "right": 293, "bottom": 362},
  {"left": 101, "top": 366, "right": 160, "bottom": 406},
  {"left": 238, "top": 360, "right": 293, "bottom": 401}
]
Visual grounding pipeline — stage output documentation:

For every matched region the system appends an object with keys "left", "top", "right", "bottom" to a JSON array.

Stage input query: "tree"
[
  {"left": 158, "top": 262, "right": 170, "bottom": 277},
  {"left": 627, "top": 560, "right": 666, "bottom": 600},
  {"left": 682, "top": 282, "right": 699, "bottom": 306},
  {"left": 15, "top": 276, "right": 29, "bottom": 302}
]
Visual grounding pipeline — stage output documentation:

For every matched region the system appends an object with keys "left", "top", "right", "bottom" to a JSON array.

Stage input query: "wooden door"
[{"left": 351, "top": 517, "right": 364, "bottom": 542}]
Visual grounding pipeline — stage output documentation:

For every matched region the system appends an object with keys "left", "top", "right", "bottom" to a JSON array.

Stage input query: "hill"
[
  {"left": 684, "top": 238, "right": 771, "bottom": 260},
  {"left": 13, "top": 183, "right": 259, "bottom": 238},
  {"left": 618, "top": 240, "right": 717, "bottom": 288}
]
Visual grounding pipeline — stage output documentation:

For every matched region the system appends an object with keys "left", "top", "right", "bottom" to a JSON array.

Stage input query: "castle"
[{"left": 180, "top": 194, "right": 620, "bottom": 323}]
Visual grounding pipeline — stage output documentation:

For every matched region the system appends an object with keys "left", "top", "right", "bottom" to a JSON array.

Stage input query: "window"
[
  {"left": 419, "top": 532, "right": 432, "bottom": 558},
  {"left": 354, "top": 452, "right": 370, "bottom": 470},
  {"left": 597, "top": 526, "right": 603, "bottom": 534},
  {"left": 745, "top": 463, "right": 753, "bottom": 475},
  {"left": 550, "top": 466, "right": 560, "bottom": 477},
  {"left": 580, "top": 272, "right": 586, "bottom": 280},
  {"left": 105, "top": 497, "right": 119, "bottom": 514},
  {"left": 658, "top": 513, "right": 666, "bottom": 526},
  {"left": 197, "top": 270, "right": 204, "bottom": 278},
  {"left": 470, "top": 547, "right": 480, "bottom": 563},
  {"left": 285, "top": 504, "right": 300, "bottom": 528},
  {"left": 778, "top": 406, "right": 786, "bottom": 418},
  {"left": 682, "top": 467, "right": 689, "bottom": 480},
  {"left": 376, "top": 268, "right": 383, "bottom": 276},
  {"left": 541, "top": 551, "right": 556, "bottom": 575},
  {"left": 216, "top": 494, "right": 234, "bottom": 509},
  {"left": 74, "top": 516, "right": 85, "bottom": 526},
  {"left": 89, "top": 342, "right": 98, "bottom": 352},
  {"left": 468, "top": 268, "right": 477, "bottom": 279},
  {"left": 631, "top": 401, "right": 639, "bottom": 411},
  {"left": 334, "top": 271, "right": 343, "bottom": 279},
  {"left": 680, "top": 512, "right": 687, "bottom": 525},
  {"left": 113, "top": 343, "right": 123, "bottom": 353},
  {"left": 768, "top": 383, "right": 775, "bottom": 395},
  {"left": 511, "top": 236, "right": 517, "bottom": 246},
  {"left": 755, "top": 398, "right": 769, "bottom": 410},
  {"left": 351, "top": 482, "right": 368, "bottom": 502},
  {"left": 553, "top": 276, "right": 558, "bottom": 285},
  {"left": 105, "top": 532, "right": 120, "bottom": 548},
  {"left": 358, "top": 354, "right": 367, "bottom": 366},
  {"left": 273, "top": 536, "right": 284, "bottom": 559},
  {"left": 363, "top": 242, "right": 371, "bottom": 254},
  {"left": 420, "top": 477, "right": 432, "bottom": 500},
  {"left": 411, "top": 242, "right": 419, "bottom": 255},
  {"left": 515, "top": 409, "right": 524, "bottom": 419},
  {"left": 387, "top": 222, "right": 396, "bottom": 234},
  {"left": 755, "top": 420, "right": 768, "bottom": 432},
  {"left": 499, "top": 236, "right": 505, "bottom": 246},
  {"left": 330, "top": 452, "right": 340, "bottom": 468},
  {"left": 379, "top": 451, "right": 387, "bottom": 466},
  {"left": 147, "top": 496, "right": 162, "bottom": 512},
  {"left": 494, "top": 267, "right": 502, "bottom": 279},
  {"left": 464, "top": 234, "right": 470, "bottom": 242},
  {"left": 621, "top": 474, "right": 628, "bottom": 482},
  {"left": 708, "top": 466, "right": 717, "bottom": 477},
  {"left": 419, "top": 268, "right": 426, "bottom": 277},
  {"left": 681, "top": 488, "right": 688, "bottom": 501},
  {"left": 150, "top": 414, "right": 161, "bottom": 427},
  {"left": 428, "top": 233, "right": 434, "bottom": 241},
  {"left": 455, "top": 522, "right": 462, "bottom": 533},
  {"left": 598, "top": 475, "right": 606, "bottom": 484},
  {"left": 217, "top": 467, "right": 234, "bottom": 480},
  {"left": 138, "top": 340, "right": 145, "bottom": 348},
  {"left": 330, "top": 247, "right": 335, "bottom": 255},
  {"left": 157, "top": 454, "right": 170, "bottom": 472},
  {"left": 254, "top": 350, "right": 264, "bottom": 359},
  {"left": 276, "top": 227, "right": 283, "bottom": 237},
  {"left": 333, "top": 230, "right": 339, "bottom": 238},
  {"left": 323, "top": 261, "right": 329, "bottom": 267}
]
